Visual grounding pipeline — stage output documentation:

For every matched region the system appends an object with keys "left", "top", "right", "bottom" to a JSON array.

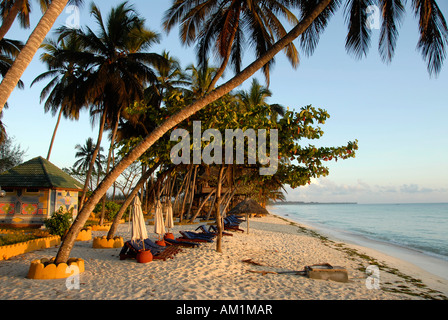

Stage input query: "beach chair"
[
  {"left": 178, "top": 231, "right": 215, "bottom": 242},
  {"left": 164, "top": 237, "right": 200, "bottom": 247},
  {"left": 224, "top": 215, "right": 245, "bottom": 227},
  {"left": 119, "top": 238, "right": 181, "bottom": 261},
  {"left": 227, "top": 215, "right": 246, "bottom": 223},
  {"left": 224, "top": 217, "right": 245, "bottom": 233},
  {"left": 196, "top": 225, "right": 233, "bottom": 236}
]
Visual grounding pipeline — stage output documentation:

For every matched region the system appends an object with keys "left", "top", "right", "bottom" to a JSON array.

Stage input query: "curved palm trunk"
[
  {"left": 46, "top": 107, "right": 63, "bottom": 160},
  {"left": 54, "top": 0, "right": 332, "bottom": 264},
  {"left": 0, "top": 0, "right": 69, "bottom": 112},
  {"left": 79, "top": 111, "right": 107, "bottom": 210}
]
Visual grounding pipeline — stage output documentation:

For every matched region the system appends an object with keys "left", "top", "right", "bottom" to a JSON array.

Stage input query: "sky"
[{"left": 2, "top": 1, "right": 448, "bottom": 204}]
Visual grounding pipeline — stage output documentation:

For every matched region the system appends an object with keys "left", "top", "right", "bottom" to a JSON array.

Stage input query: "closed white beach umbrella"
[
  {"left": 154, "top": 200, "right": 166, "bottom": 238},
  {"left": 165, "top": 202, "right": 174, "bottom": 230},
  {"left": 131, "top": 196, "right": 148, "bottom": 242}
]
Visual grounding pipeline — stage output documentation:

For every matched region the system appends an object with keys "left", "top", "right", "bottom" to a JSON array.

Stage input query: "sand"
[{"left": 0, "top": 214, "right": 447, "bottom": 300}]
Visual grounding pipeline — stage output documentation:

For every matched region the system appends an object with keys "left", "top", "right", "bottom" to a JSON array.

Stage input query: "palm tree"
[
  {"left": 0, "top": 0, "right": 85, "bottom": 112},
  {"left": 185, "top": 63, "right": 218, "bottom": 98},
  {"left": 0, "top": 38, "right": 23, "bottom": 81},
  {"left": 73, "top": 137, "right": 105, "bottom": 189},
  {"left": 31, "top": 37, "right": 86, "bottom": 160},
  {"left": 55, "top": 0, "right": 448, "bottom": 264},
  {"left": 145, "top": 50, "right": 190, "bottom": 109},
  {"left": 0, "top": 37, "right": 23, "bottom": 143},
  {"left": 163, "top": 0, "right": 300, "bottom": 91},
  {"left": 56, "top": 2, "right": 167, "bottom": 208},
  {"left": 236, "top": 78, "right": 285, "bottom": 120},
  {"left": 236, "top": 78, "right": 272, "bottom": 110},
  {"left": 74, "top": 137, "right": 104, "bottom": 172},
  {"left": 117, "top": 51, "right": 188, "bottom": 144}
]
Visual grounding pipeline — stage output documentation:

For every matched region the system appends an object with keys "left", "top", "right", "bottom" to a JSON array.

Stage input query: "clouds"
[
  {"left": 398, "top": 184, "right": 446, "bottom": 194},
  {"left": 284, "top": 178, "right": 448, "bottom": 204}
]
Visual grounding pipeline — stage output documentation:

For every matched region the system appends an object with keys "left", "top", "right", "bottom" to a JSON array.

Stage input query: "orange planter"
[
  {"left": 27, "top": 257, "right": 85, "bottom": 280},
  {"left": 90, "top": 224, "right": 111, "bottom": 231},
  {"left": 136, "top": 250, "right": 152, "bottom": 263},
  {"left": 75, "top": 227, "right": 92, "bottom": 241},
  {"left": 164, "top": 233, "right": 174, "bottom": 240},
  {"left": 155, "top": 240, "right": 166, "bottom": 247},
  {"left": 92, "top": 236, "right": 123, "bottom": 249}
]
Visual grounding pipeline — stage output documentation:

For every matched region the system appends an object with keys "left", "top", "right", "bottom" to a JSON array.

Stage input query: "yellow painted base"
[
  {"left": 90, "top": 224, "right": 111, "bottom": 231},
  {"left": 27, "top": 257, "right": 85, "bottom": 280},
  {"left": 75, "top": 227, "right": 92, "bottom": 241},
  {"left": 0, "top": 236, "right": 61, "bottom": 261},
  {"left": 92, "top": 236, "right": 124, "bottom": 249}
]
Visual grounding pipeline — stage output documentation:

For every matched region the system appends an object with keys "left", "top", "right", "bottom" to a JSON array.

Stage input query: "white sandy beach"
[{"left": 0, "top": 214, "right": 447, "bottom": 300}]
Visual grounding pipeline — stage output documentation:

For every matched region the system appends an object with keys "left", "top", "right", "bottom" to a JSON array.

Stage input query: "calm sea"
[{"left": 268, "top": 203, "right": 448, "bottom": 280}]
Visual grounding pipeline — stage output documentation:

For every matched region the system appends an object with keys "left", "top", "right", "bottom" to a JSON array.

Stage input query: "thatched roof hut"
[
  {"left": 226, "top": 199, "right": 269, "bottom": 234},
  {"left": 227, "top": 198, "right": 269, "bottom": 216}
]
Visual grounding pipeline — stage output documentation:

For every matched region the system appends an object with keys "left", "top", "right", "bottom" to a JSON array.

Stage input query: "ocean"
[{"left": 268, "top": 203, "right": 448, "bottom": 280}]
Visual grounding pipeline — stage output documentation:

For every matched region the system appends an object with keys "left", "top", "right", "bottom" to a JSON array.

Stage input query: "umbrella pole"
[{"left": 246, "top": 213, "right": 249, "bottom": 234}]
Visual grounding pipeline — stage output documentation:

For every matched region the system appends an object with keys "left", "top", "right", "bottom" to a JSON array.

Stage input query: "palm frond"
[
  {"left": 412, "top": 0, "right": 448, "bottom": 76},
  {"left": 299, "top": 0, "right": 341, "bottom": 56},
  {"left": 344, "top": 0, "right": 374, "bottom": 59},
  {"left": 378, "top": 0, "right": 405, "bottom": 63}
]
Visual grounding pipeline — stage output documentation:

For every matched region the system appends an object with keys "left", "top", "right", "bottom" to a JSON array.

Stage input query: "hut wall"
[
  {"left": 0, "top": 188, "right": 50, "bottom": 227},
  {"left": 54, "top": 190, "right": 79, "bottom": 219},
  {"left": 0, "top": 188, "right": 78, "bottom": 227}
]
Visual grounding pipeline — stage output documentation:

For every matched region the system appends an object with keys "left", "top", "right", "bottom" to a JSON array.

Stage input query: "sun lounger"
[
  {"left": 119, "top": 238, "right": 181, "bottom": 261},
  {"left": 164, "top": 237, "right": 200, "bottom": 248},
  {"left": 224, "top": 217, "right": 245, "bottom": 232},
  {"left": 178, "top": 231, "right": 214, "bottom": 242},
  {"left": 152, "top": 246, "right": 183, "bottom": 261},
  {"left": 196, "top": 225, "right": 233, "bottom": 236},
  {"left": 224, "top": 225, "right": 244, "bottom": 232},
  {"left": 227, "top": 215, "right": 246, "bottom": 223}
]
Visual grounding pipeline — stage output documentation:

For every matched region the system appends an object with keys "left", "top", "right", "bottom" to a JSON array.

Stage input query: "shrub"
[
  {"left": 0, "top": 233, "right": 38, "bottom": 246},
  {"left": 93, "top": 201, "right": 116, "bottom": 221},
  {"left": 44, "top": 207, "right": 73, "bottom": 237},
  {"left": 93, "top": 201, "right": 129, "bottom": 221}
]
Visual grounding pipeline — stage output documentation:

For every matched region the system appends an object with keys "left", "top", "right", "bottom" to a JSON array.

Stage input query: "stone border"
[{"left": 0, "top": 235, "right": 61, "bottom": 261}]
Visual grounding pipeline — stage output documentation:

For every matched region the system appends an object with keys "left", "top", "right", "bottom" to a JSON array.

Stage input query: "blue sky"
[{"left": 2, "top": 1, "right": 448, "bottom": 204}]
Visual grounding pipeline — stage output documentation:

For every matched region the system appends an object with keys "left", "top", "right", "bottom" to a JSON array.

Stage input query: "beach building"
[{"left": 0, "top": 157, "right": 83, "bottom": 228}]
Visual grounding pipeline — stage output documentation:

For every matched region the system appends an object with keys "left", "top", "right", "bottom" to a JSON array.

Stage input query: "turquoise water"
[{"left": 269, "top": 203, "right": 448, "bottom": 279}]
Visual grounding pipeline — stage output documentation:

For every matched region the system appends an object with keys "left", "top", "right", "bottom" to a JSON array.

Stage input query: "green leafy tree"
[{"left": 0, "top": 135, "right": 26, "bottom": 172}]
